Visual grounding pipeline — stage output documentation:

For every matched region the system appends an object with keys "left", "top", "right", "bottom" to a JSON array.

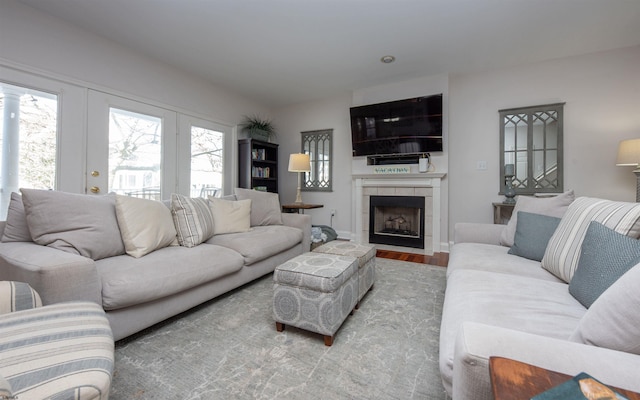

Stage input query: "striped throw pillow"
[
  {"left": 0, "top": 281, "right": 42, "bottom": 315},
  {"left": 541, "top": 197, "right": 640, "bottom": 282},
  {"left": 171, "top": 194, "right": 215, "bottom": 248}
]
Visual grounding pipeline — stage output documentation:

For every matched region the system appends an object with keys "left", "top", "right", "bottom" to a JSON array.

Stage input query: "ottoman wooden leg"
[
  {"left": 324, "top": 335, "right": 334, "bottom": 346},
  {"left": 276, "top": 322, "right": 285, "bottom": 332}
]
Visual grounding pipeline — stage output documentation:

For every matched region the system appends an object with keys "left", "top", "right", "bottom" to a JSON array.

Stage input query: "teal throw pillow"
[
  {"left": 508, "top": 211, "right": 561, "bottom": 261},
  {"left": 569, "top": 221, "right": 640, "bottom": 308}
]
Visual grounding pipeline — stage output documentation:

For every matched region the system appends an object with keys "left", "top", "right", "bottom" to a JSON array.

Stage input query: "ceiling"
[{"left": 17, "top": 0, "right": 640, "bottom": 108}]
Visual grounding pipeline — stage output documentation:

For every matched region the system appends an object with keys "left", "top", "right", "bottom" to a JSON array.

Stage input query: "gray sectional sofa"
[
  {"left": 440, "top": 193, "right": 640, "bottom": 399},
  {"left": 0, "top": 188, "right": 311, "bottom": 340}
]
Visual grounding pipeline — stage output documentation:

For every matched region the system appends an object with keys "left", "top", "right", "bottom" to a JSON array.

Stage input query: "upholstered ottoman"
[
  {"left": 273, "top": 252, "right": 358, "bottom": 346},
  {"left": 312, "top": 241, "right": 376, "bottom": 307}
]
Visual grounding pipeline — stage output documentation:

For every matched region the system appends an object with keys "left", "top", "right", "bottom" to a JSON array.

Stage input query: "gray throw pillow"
[
  {"left": 499, "top": 190, "right": 575, "bottom": 247},
  {"left": 234, "top": 188, "right": 283, "bottom": 226},
  {"left": 508, "top": 211, "right": 561, "bottom": 261},
  {"left": 569, "top": 221, "right": 640, "bottom": 308},
  {"left": 20, "top": 189, "right": 126, "bottom": 260},
  {"left": 569, "top": 263, "right": 640, "bottom": 355},
  {"left": 1, "top": 192, "right": 32, "bottom": 242}
]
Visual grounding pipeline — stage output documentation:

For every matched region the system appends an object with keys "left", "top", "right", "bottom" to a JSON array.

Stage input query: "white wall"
[
  {"left": 273, "top": 93, "right": 353, "bottom": 237},
  {"left": 448, "top": 45, "right": 640, "bottom": 238},
  {"left": 0, "top": 0, "right": 269, "bottom": 142}
]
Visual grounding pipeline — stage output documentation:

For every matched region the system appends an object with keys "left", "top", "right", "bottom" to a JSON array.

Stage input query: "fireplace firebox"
[{"left": 369, "top": 195, "right": 425, "bottom": 249}]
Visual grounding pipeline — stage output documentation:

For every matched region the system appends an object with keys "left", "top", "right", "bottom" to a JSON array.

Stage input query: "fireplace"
[{"left": 369, "top": 195, "right": 425, "bottom": 249}]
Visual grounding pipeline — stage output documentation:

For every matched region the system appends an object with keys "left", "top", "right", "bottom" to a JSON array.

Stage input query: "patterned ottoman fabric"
[
  {"left": 273, "top": 252, "right": 358, "bottom": 345},
  {"left": 0, "top": 301, "right": 114, "bottom": 400},
  {"left": 312, "top": 241, "right": 376, "bottom": 302}
]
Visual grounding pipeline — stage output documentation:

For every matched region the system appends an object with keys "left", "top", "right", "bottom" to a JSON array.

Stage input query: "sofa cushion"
[
  {"left": 541, "top": 197, "right": 640, "bottom": 282},
  {"left": 569, "top": 222, "right": 640, "bottom": 308},
  {"left": 508, "top": 212, "right": 561, "bottom": 261},
  {"left": 115, "top": 195, "right": 177, "bottom": 258},
  {"left": 171, "top": 194, "right": 215, "bottom": 248},
  {"left": 234, "top": 188, "right": 283, "bottom": 226},
  {"left": 447, "top": 242, "right": 562, "bottom": 282},
  {"left": 208, "top": 197, "right": 251, "bottom": 235},
  {"left": 1, "top": 192, "right": 32, "bottom": 243},
  {"left": 96, "top": 244, "right": 244, "bottom": 310},
  {"left": 500, "top": 190, "right": 574, "bottom": 247},
  {"left": 20, "top": 189, "right": 125, "bottom": 260},
  {"left": 569, "top": 264, "right": 640, "bottom": 355},
  {"left": 440, "top": 269, "right": 586, "bottom": 394},
  {"left": 206, "top": 225, "right": 302, "bottom": 265}
]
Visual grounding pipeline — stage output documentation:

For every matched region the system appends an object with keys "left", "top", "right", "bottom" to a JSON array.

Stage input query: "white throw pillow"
[
  {"left": 171, "top": 194, "right": 215, "bottom": 247},
  {"left": 541, "top": 197, "right": 640, "bottom": 282},
  {"left": 115, "top": 195, "right": 177, "bottom": 258},
  {"left": 499, "top": 190, "right": 575, "bottom": 247},
  {"left": 209, "top": 197, "right": 251, "bottom": 235}
]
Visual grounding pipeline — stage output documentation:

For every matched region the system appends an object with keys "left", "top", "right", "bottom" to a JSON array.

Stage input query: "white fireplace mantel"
[{"left": 352, "top": 173, "right": 446, "bottom": 254}]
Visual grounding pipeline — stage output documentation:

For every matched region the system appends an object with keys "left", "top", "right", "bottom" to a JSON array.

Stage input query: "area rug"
[{"left": 111, "top": 258, "right": 448, "bottom": 399}]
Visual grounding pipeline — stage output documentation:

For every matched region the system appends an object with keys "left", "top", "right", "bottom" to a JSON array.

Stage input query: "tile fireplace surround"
[{"left": 352, "top": 173, "right": 446, "bottom": 255}]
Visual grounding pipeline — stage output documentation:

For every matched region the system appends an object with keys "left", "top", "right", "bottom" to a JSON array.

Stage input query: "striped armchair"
[{"left": 0, "top": 281, "right": 114, "bottom": 400}]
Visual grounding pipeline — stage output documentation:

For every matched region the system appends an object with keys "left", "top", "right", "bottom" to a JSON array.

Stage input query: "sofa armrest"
[
  {"left": 0, "top": 242, "right": 101, "bottom": 306},
  {"left": 454, "top": 223, "right": 506, "bottom": 245},
  {"left": 281, "top": 213, "right": 312, "bottom": 252},
  {"left": 452, "top": 322, "right": 640, "bottom": 400}
]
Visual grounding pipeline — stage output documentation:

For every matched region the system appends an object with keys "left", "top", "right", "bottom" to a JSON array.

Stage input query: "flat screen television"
[{"left": 350, "top": 94, "right": 443, "bottom": 158}]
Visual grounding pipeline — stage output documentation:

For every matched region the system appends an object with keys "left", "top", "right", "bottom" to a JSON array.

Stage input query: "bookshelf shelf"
[{"left": 238, "top": 138, "right": 279, "bottom": 193}]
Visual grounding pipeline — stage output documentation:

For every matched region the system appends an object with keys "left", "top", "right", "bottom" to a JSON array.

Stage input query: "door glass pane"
[
  {"left": 0, "top": 83, "right": 57, "bottom": 218},
  {"left": 190, "top": 126, "right": 224, "bottom": 198},
  {"left": 108, "top": 107, "right": 162, "bottom": 200}
]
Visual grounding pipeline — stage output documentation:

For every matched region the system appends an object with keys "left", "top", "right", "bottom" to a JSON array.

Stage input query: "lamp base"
[
  {"left": 295, "top": 185, "right": 303, "bottom": 204},
  {"left": 504, "top": 176, "right": 516, "bottom": 204}
]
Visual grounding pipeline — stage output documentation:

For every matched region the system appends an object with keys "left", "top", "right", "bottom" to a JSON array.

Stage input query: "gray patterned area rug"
[{"left": 111, "top": 258, "right": 447, "bottom": 399}]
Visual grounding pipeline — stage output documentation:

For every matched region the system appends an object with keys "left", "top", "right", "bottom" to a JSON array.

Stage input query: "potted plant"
[{"left": 240, "top": 115, "right": 277, "bottom": 142}]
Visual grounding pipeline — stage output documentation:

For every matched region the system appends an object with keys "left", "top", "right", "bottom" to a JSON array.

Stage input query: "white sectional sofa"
[
  {"left": 0, "top": 188, "right": 310, "bottom": 340},
  {"left": 440, "top": 193, "right": 640, "bottom": 399}
]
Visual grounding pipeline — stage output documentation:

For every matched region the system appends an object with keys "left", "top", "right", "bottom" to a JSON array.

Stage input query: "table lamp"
[
  {"left": 616, "top": 138, "right": 640, "bottom": 202},
  {"left": 288, "top": 153, "right": 310, "bottom": 204}
]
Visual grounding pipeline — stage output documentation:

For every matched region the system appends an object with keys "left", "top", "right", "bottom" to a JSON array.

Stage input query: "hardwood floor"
[{"left": 376, "top": 249, "right": 449, "bottom": 267}]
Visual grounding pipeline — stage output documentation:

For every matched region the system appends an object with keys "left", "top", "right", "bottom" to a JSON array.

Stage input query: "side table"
[
  {"left": 492, "top": 202, "right": 515, "bottom": 224},
  {"left": 281, "top": 203, "right": 323, "bottom": 214},
  {"left": 490, "top": 356, "right": 640, "bottom": 400}
]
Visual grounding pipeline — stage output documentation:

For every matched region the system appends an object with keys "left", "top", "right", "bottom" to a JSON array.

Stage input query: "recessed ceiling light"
[{"left": 380, "top": 55, "right": 396, "bottom": 64}]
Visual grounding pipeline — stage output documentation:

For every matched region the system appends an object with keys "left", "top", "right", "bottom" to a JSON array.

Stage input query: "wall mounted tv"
[{"left": 350, "top": 93, "right": 443, "bottom": 159}]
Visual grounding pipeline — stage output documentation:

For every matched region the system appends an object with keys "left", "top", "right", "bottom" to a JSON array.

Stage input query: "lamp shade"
[
  {"left": 616, "top": 139, "right": 640, "bottom": 166},
  {"left": 288, "top": 153, "right": 311, "bottom": 172}
]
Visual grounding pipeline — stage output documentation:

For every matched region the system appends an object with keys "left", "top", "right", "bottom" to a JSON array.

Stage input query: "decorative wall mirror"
[
  {"left": 301, "top": 129, "right": 333, "bottom": 191},
  {"left": 499, "top": 103, "right": 565, "bottom": 196}
]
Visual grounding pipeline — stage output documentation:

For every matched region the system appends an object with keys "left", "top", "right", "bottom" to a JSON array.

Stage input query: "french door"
[
  {"left": 177, "top": 115, "right": 233, "bottom": 198},
  {"left": 87, "top": 90, "right": 177, "bottom": 199}
]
